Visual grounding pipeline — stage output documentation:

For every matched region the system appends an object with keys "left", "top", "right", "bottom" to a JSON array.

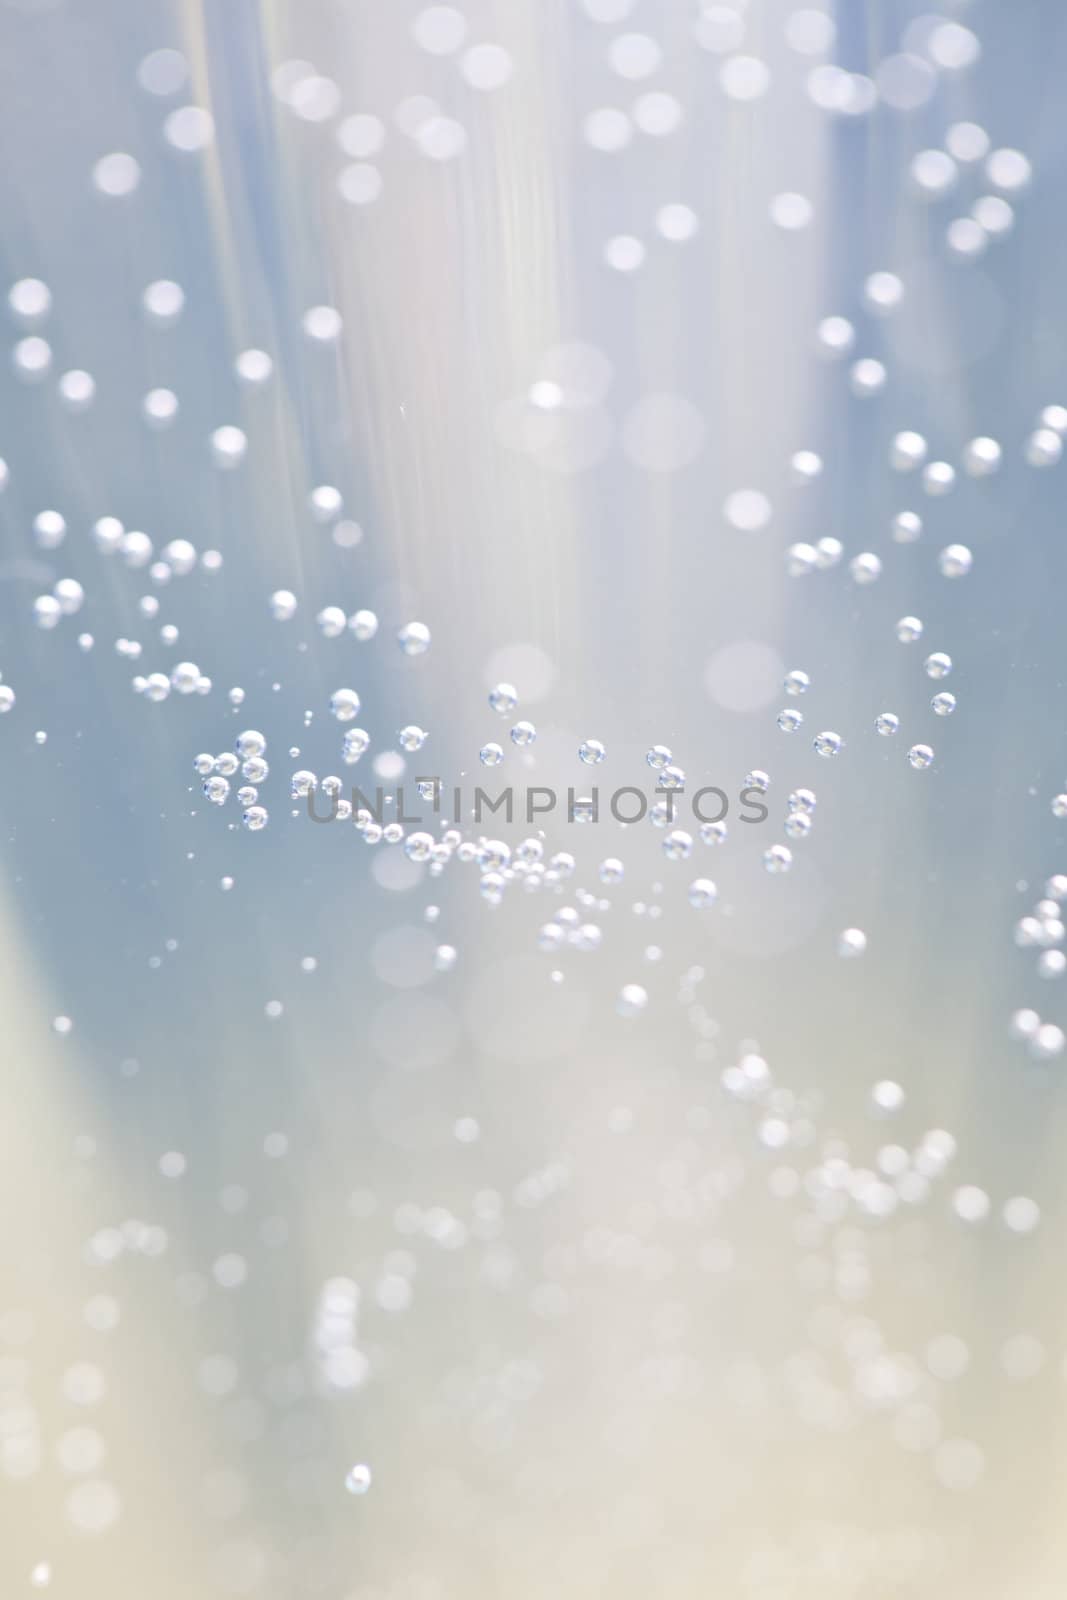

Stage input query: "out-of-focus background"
[{"left": 3, "top": 0, "right": 1067, "bottom": 1594}]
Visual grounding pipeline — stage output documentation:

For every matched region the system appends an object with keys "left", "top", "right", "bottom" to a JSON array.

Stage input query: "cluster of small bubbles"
[
  {"left": 397, "top": 621, "right": 431, "bottom": 656},
  {"left": 786, "top": 542, "right": 817, "bottom": 575},
  {"left": 931, "top": 693, "right": 956, "bottom": 717},
  {"left": 787, "top": 537, "right": 843, "bottom": 575},
  {"left": 925, "top": 652, "right": 952, "bottom": 679},
  {"left": 488, "top": 682, "right": 517, "bottom": 714},
  {"left": 1012, "top": 1009, "right": 1065, "bottom": 1059},
  {"left": 510, "top": 720, "right": 536, "bottom": 747},
  {"left": 764, "top": 844, "right": 793, "bottom": 874},
  {"left": 838, "top": 928, "right": 867, "bottom": 958},
  {"left": 398, "top": 725, "right": 427, "bottom": 751},
  {"left": 813, "top": 731, "right": 842, "bottom": 758},
  {"left": 479, "top": 742, "right": 503, "bottom": 767},
  {"left": 777, "top": 708, "right": 803, "bottom": 733},
  {"left": 876, "top": 713, "right": 900, "bottom": 737},
  {"left": 1014, "top": 889, "right": 1067, "bottom": 1001},
  {"left": 909, "top": 744, "right": 935, "bottom": 770},
  {"left": 578, "top": 739, "right": 606, "bottom": 764},
  {"left": 783, "top": 669, "right": 810, "bottom": 695},
  {"left": 939, "top": 544, "right": 973, "bottom": 578}
]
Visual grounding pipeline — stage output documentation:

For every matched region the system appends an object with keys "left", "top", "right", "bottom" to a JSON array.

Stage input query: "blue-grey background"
[{"left": 1, "top": 0, "right": 1067, "bottom": 1594}]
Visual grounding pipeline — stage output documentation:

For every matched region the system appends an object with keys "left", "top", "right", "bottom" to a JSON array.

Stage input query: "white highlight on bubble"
[
  {"left": 164, "top": 107, "right": 215, "bottom": 152},
  {"left": 92, "top": 153, "right": 141, "bottom": 196}
]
